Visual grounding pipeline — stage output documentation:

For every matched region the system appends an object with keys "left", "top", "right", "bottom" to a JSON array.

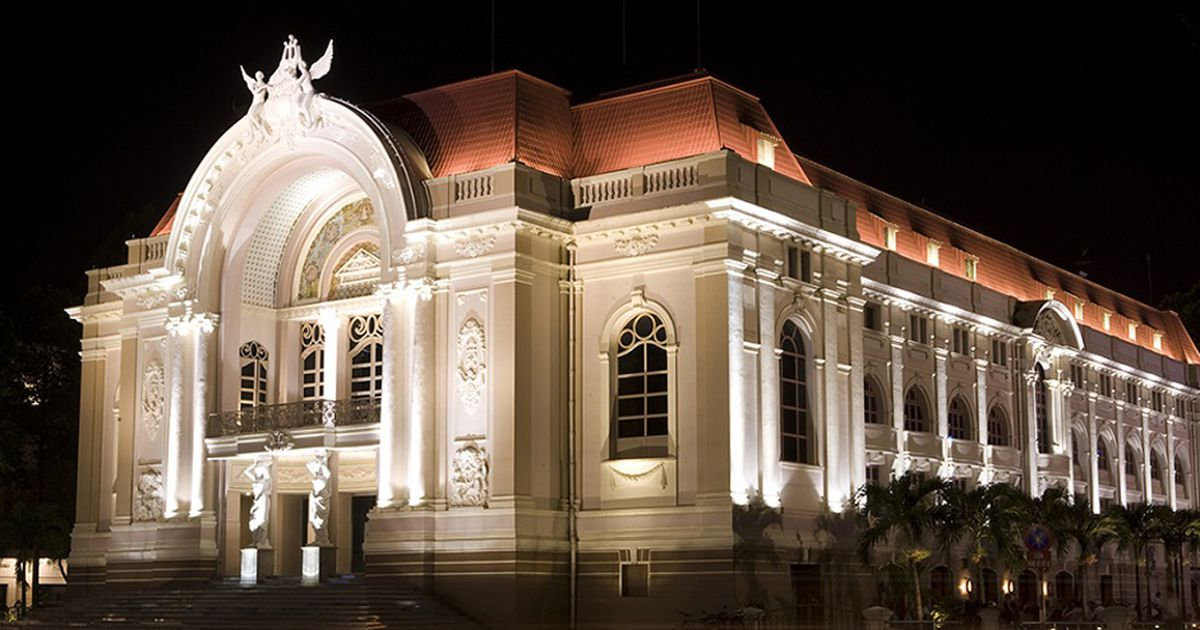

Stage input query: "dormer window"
[
  {"left": 1074, "top": 301, "right": 1085, "bottom": 320},
  {"left": 884, "top": 224, "right": 898, "bottom": 251},
  {"left": 1102, "top": 311, "right": 1112, "bottom": 332},
  {"left": 926, "top": 241, "right": 941, "bottom": 267},
  {"left": 964, "top": 256, "right": 978, "bottom": 281},
  {"left": 1045, "top": 288, "right": 1056, "bottom": 301},
  {"left": 1153, "top": 332, "right": 1163, "bottom": 351},
  {"left": 1127, "top": 322, "right": 1138, "bottom": 341},
  {"left": 755, "top": 133, "right": 777, "bottom": 170}
]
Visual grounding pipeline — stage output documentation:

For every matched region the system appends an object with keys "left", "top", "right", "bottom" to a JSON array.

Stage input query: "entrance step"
[{"left": 2, "top": 580, "right": 479, "bottom": 629}]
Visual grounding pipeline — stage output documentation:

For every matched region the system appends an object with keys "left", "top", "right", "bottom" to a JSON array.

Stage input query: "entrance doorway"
[{"left": 351, "top": 495, "right": 375, "bottom": 573}]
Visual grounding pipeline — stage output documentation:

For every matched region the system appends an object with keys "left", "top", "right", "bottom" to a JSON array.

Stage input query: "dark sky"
[{"left": 8, "top": 3, "right": 1198, "bottom": 308}]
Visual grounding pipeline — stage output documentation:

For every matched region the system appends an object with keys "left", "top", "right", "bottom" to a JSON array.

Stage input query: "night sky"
[{"left": 8, "top": 3, "right": 1198, "bottom": 309}]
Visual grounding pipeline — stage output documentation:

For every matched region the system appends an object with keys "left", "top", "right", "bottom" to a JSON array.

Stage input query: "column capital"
[{"left": 166, "top": 306, "right": 218, "bottom": 336}]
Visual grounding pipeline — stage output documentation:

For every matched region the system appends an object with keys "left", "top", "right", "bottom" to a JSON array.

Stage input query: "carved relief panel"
[{"left": 452, "top": 289, "right": 489, "bottom": 439}]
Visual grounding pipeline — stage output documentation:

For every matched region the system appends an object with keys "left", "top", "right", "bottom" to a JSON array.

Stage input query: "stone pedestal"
[
  {"left": 862, "top": 606, "right": 893, "bottom": 630},
  {"left": 240, "top": 547, "right": 274, "bottom": 585},
  {"left": 302, "top": 546, "right": 337, "bottom": 585},
  {"left": 977, "top": 607, "right": 1001, "bottom": 630}
]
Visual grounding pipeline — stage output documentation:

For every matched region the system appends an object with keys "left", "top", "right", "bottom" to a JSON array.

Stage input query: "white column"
[
  {"left": 847, "top": 296, "right": 866, "bottom": 494},
  {"left": 318, "top": 307, "right": 344, "bottom": 401},
  {"left": 1142, "top": 410, "right": 1152, "bottom": 503},
  {"left": 935, "top": 345, "right": 950, "bottom": 474},
  {"left": 189, "top": 313, "right": 218, "bottom": 516},
  {"left": 1087, "top": 393, "right": 1101, "bottom": 513},
  {"left": 727, "top": 262, "right": 749, "bottom": 504},
  {"left": 756, "top": 270, "right": 780, "bottom": 506},
  {"left": 820, "top": 289, "right": 844, "bottom": 507},
  {"left": 406, "top": 277, "right": 435, "bottom": 507},
  {"left": 376, "top": 283, "right": 409, "bottom": 508},
  {"left": 1023, "top": 367, "right": 1040, "bottom": 496},
  {"left": 1168, "top": 418, "right": 1177, "bottom": 509},
  {"left": 975, "top": 358, "right": 989, "bottom": 447},
  {"left": 1116, "top": 405, "right": 1128, "bottom": 505},
  {"left": 890, "top": 336, "right": 907, "bottom": 476},
  {"left": 163, "top": 318, "right": 188, "bottom": 518}
]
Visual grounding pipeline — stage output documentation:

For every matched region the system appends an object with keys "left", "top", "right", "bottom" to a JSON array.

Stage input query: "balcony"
[{"left": 207, "top": 398, "right": 380, "bottom": 439}]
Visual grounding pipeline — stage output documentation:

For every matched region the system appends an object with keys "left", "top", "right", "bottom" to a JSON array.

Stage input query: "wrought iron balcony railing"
[{"left": 206, "top": 397, "right": 381, "bottom": 438}]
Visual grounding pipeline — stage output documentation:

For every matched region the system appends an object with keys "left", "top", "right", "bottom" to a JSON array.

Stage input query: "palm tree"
[
  {"left": 1059, "top": 500, "right": 1117, "bottom": 609},
  {"left": 856, "top": 472, "right": 950, "bottom": 620},
  {"left": 1107, "top": 502, "right": 1161, "bottom": 618},
  {"left": 1154, "top": 507, "right": 1200, "bottom": 618},
  {"left": 938, "top": 483, "right": 1027, "bottom": 605}
]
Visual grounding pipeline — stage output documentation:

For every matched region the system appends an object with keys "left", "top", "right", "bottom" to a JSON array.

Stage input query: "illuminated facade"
[{"left": 69, "top": 37, "right": 1200, "bottom": 626}]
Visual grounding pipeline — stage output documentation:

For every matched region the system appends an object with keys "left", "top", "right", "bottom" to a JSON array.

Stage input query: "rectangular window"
[
  {"left": 1102, "top": 311, "right": 1112, "bottom": 331},
  {"left": 926, "top": 241, "right": 941, "bottom": 267},
  {"left": 952, "top": 327, "right": 970, "bottom": 355},
  {"left": 756, "top": 134, "right": 776, "bottom": 169},
  {"left": 1128, "top": 322, "right": 1138, "bottom": 340},
  {"left": 800, "top": 251, "right": 812, "bottom": 283},
  {"left": 1074, "top": 301, "right": 1085, "bottom": 320},
  {"left": 864, "top": 302, "right": 882, "bottom": 331},
  {"left": 964, "top": 256, "right": 978, "bottom": 281},
  {"left": 1070, "top": 364, "right": 1084, "bottom": 387},
  {"left": 1151, "top": 390, "right": 1164, "bottom": 413},
  {"left": 1125, "top": 381, "right": 1138, "bottom": 405},
  {"left": 866, "top": 465, "right": 881, "bottom": 486},
  {"left": 990, "top": 339, "right": 1007, "bottom": 367},
  {"left": 909, "top": 314, "right": 928, "bottom": 345},
  {"left": 1099, "top": 373, "right": 1113, "bottom": 398},
  {"left": 1178, "top": 399, "right": 1188, "bottom": 419},
  {"left": 1153, "top": 332, "right": 1163, "bottom": 351},
  {"left": 785, "top": 245, "right": 799, "bottom": 281}
]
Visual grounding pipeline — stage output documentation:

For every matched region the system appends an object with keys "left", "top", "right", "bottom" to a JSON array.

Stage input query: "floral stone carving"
[
  {"left": 456, "top": 317, "right": 487, "bottom": 415},
  {"left": 449, "top": 443, "right": 490, "bottom": 508},
  {"left": 133, "top": 468, "right": 164, "bottom": 522},
  {"left": 141, "top": 360, "right": 165, "bottom": 442}
]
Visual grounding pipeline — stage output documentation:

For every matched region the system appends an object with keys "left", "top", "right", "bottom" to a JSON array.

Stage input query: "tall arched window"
[
  {"left": 1097, "top": 440, "right": 1110, "bottom": 471},
  {"left": 948, "top": 396, "right": 972, "bottom": 440},
  {"left": 614, "top": 311, "right": 670, "bottom": 457},
  {"left": 903, "top": 386, "right": 930, "bottom": 433},
  {"left": 1035, "top": 365, "right": 1050, "bottom": 454},
  {"left": 239, "top": 341, "right": 269, "bottom": 410},
  {"left": 987, "top": 405, "right": 1009, "bottom": 447},
  {"left": 780, "top": 320, "right": 813, "bottom": 464},
  {"left": 348, "top": 314, "right": 383, "bottom": 399},
  {"left": 1176, "top": 456, "right": 1186, "bottom": 487},
  {"left": 1150, "top": 450, "right": 1163, "bottom": 481},
  {"left": 300, "top": 321, "right": 325, "bottom": 401},
  {"left": 864, "top": 377, "right": 883, "bottom": 425},
  {"left": 1125, "top": 444, "right": 1139, "bottom": 478}
]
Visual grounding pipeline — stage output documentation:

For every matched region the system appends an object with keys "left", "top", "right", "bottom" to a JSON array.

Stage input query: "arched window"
[
  {"left": 1176, "top": 457, "right": 1186, "bottom": 487},
  {"left": 614, "top": 312, "right": 670, "bottom": 457},
  {"left": 1097, "top": 440, "right": 1110, "bottom": 471},
  {"left": 1150, "top": 450, "right": 1163, "bottom": 481},
  {"left": 1035, "top": 365, "right": 1050, "bottom": 454},
  {"left": 987, "top": 405, "right": 1010, "bottom": 447},
  {"left": 948, "top": 396, "right": 972, "bottom": 440},
  {"left": 348, "top": 314, "right": 383, "bottom": 399},
  {"left": 1125, "top": 444, "right": 1139, "bottom": 477},
  {"left": 239, "top": 341, "right": 269, "bottom": 410},
  {"left": 903, "top": 386, "right": 931, "bottom": 433},
  {"left": 864, "top": 377, "right": 883, "bottom": 425},
  {"left": 780, "top": 320, "right": 813, "bottom": 464},
  {"left": 1072, "top": 437, "right": 1082, "bottom": 473},
  {"left": 300, "top": 321, "right": 325, "bottom": 401}
]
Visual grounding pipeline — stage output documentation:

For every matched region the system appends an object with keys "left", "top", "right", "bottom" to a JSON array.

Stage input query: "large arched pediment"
[
  {"left": 1013, "top": 300, "right": 1085, "bottom": 350},
  {"left": 163, "top": 36, "right": 430, "bottom": 308}
]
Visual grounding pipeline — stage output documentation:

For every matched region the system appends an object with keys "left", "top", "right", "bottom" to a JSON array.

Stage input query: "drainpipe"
[{"left": 567, "top": 241, "right": 579, "bottom": 628}]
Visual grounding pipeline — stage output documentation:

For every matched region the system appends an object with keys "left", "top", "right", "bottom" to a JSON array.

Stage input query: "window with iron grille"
[
  {"left": 348, "top": 314, "right": 383, "bottom": 399},
  {"left": 300, "top": 321, "right": 325, "bottom": 401},
  {"left": 239, "top": 341, "right": 269, "bottom": 410}
]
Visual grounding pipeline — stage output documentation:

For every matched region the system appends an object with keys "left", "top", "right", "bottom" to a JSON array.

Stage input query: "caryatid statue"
[
  {"left": 243, "top": 456, "right": 273, "bottom": 549},
  {"left": 306, "top": 450, "right": 333, "bottom": 547}
]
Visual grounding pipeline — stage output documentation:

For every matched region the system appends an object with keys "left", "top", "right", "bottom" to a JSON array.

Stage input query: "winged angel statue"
[{"left": 241, "top": 35, "right": 334, "bottom": 139}]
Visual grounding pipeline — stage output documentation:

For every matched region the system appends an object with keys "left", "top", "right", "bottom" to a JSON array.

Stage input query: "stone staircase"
[{"left": 3, "top": 577, "right": 480, "bottom": 629}]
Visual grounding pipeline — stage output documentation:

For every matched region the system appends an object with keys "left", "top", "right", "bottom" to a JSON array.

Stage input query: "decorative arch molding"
[
  {"left": 598, "top": 289, "right": 679, "bottom": 352},
  {"left": 1014, "top": 300, "right": 1085, "bottom": 351},
  {"left": 164, "top": 51, "right": 431, "bottom": 309},
  {"left": 774, "top": 299, "right": 818, "bottom": 344}
]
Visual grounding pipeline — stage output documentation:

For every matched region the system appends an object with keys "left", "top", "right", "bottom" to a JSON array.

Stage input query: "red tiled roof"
[
  {"left": 373, "top": 70, "right": 574, "bottom": 179},
  {"left": 572, "top": 75, "right": 809, "bottom": 183},
  {"left": 798, "top": 156, "right": 1200, "bottom": 365},
  {"left": 150, "top": 193, "right": 181, "bottom": 237}
]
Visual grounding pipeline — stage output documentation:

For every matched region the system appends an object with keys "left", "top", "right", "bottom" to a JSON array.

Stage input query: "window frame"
[
  {"left": 779, "top": 319, "right": 815, "bottom": 464},
  {"left": 987, "top": 405, "right": 1010, "bottom": 447},
  {"left": 903, "top": 386, "right": 932, "bottom": 433},
  {"left": 863, "top": 376, "right": 884, "bottom": 425},
  {"left": 347, "top": 314, "right": 384, "bottom": 400},
  {"left": 612, "top": 311, "right": 673, "bottom": 458},
  {"left": 603, "top": 302, "right": 678, "bottom": 461},
  {"left": 300, "top": 321, "right": 325, "bottom": 401},
  {"left": 239, "top": 341, "right": 269, "bottom": 410},
  {"left": 948, "top": 395, "right": 972, "bottom": 441}
]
